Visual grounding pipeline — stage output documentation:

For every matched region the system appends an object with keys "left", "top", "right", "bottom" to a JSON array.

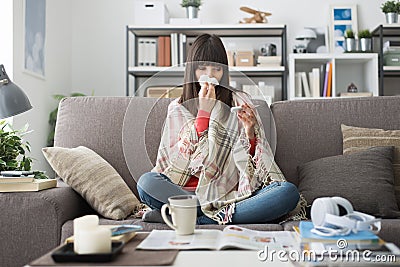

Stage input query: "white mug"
[{"left": 161, "top": 195, "right": 198, "bottom": 235}]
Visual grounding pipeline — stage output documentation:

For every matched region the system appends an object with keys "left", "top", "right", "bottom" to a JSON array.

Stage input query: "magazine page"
[
  {"left": 137, "top": 229, "right": 222, "bottom": 250},
  {"left": 217, "top": 225, "right": 299, "bottom": 251}
]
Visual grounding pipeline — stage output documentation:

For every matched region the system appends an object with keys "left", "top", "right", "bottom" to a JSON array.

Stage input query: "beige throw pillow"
[
  {"left": 341, "top": 124, "right": 400, "bottom": 208},
  {"left": 42, "top": 146, "right": 140, "bottom": 220}
]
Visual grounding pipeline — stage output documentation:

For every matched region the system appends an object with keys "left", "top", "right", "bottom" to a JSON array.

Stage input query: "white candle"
[
  {"left": 73, "top": 215, "right": 111, "bottom": 254},
  {"left": 75, "top": 227, "right": 111, "bottom": 254}
]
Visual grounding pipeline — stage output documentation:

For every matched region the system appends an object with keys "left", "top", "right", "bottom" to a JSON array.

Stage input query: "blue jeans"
[{"left": 137, "top": 172, "right": 300, "bottom": 225}]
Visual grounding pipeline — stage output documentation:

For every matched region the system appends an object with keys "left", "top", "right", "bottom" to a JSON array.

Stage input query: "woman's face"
[{"left": 195, "top": 64, "right": 223, "bottom": 83}]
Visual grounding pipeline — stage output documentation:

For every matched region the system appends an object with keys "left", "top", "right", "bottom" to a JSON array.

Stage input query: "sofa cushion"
[
  {"left": 42, "top": 146, "right": 141, "bottom": 220},
  {"left": 342, "top": 124, "right": 400, "bottom": 208},
  {"left": 298, "top": 146, "right": 400, "bottom": 218}
]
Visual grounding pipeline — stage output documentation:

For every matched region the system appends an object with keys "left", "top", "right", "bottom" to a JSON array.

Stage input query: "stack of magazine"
[{"left": 0, "top": 171, "right": 56, "bottom": 192}]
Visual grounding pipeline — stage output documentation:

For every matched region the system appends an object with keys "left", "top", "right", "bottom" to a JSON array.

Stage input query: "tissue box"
[{"left": 134, "top": 1, "right": 169, "bottom": 25}]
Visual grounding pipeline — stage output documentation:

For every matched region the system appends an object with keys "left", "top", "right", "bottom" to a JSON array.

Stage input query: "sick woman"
[{"left": 137, "top": 34, "right": 307, "bottom": 225}]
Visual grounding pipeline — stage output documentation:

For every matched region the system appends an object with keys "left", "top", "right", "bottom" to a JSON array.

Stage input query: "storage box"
[
  {"left": 133, "top": 1, "right": 169, "bottom": 25},
  {"left": 146, "top": 86, "right": 183, "bottom": 98},
  {"left": 235, "top": 51, "right": 254, "bottom": 66},
  {"left": 384, "top": 51, "right": 400, "bottom": 66}
]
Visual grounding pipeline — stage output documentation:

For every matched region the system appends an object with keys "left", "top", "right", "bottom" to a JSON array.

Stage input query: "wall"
[
  {"left": 13, "top": 0, "right": 72, "bottom": 174},
  {"left": 0, "top": 0, "right": 13, "bottom": 78}
]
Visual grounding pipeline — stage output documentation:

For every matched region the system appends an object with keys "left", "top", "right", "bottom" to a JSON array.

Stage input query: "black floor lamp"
[{"left": 0, "top": 64, "right": 32, "bottom": 119}]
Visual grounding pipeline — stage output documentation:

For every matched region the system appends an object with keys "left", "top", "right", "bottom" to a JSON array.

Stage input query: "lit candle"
[{"left": 73, "top": 215, "right": 111, "bottom": 254}]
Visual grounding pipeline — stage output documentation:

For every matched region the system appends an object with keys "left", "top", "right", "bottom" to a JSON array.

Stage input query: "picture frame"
[
  {"left": 23, "top": 0, "right": 46, "bottom": 79},
  {"left": 304, "top": 26, "right": 330, "bottom": 53},
  {"left": 329, "top": 5, "right": 358, "bottom": 53}
]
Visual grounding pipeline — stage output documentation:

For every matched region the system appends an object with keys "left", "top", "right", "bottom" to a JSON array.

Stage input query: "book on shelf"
[
  {"left": 340, "top": 92, "right": 373, "bottom": 97},
  {"left": 0, "top": 175, "right": 35, "bottom": 183},
  {"left": 295, "top": 221, "right": 380, "bottom": 244},
  {"left": 300, "top": 72, "right": 311, "bottom": 97},
  {"left": 322, "top": 62, "right": 331, "bottom": 97},
  {"left": 137, "top": 37, "right": 157, "bottom": 66},
  {"left": 137, "top": 225, "right": 299, "bottom": 251},
  {"left": 320, "top": 63, "right": 326, "bottom": 97},
  {"left": 311, "top": 68, "right": 320, "bottom": 97},
  {"left": 295, "top": 72, "right": 302, "bottom": 97},
  {"left": 157, "top": 36, "right": 165, "bottom": 66},
  {"left": 164, "top": 36, "right": 171, "bottom": 66},
  {"left": 170, "top": 33, "right": 178, "bottom": 66},
  {"left": 0, "top": 178, "right": 57, "bottom": 192},
  {"left": 326, "top": 62, "right": 332, "bottom": 97},
  {"left": 179, "top": 33, "right": 187, "bottom": 64}
]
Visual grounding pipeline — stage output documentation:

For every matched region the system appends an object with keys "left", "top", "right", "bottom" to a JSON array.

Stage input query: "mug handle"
[{"left": 161, "top": 204, "right": 177, "bottom": 231}]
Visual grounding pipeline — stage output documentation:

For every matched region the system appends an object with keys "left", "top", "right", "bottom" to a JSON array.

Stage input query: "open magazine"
[{"left": 137, "top": 225, "right": 299, "bottom": 251}]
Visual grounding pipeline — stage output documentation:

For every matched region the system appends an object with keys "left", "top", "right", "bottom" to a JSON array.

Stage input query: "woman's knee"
[
  {"left": 280, "top": 182, "right": 300, "bottom": 208},
  {"left": 137, "top": 172, "right": 159, "bottom": 194}
]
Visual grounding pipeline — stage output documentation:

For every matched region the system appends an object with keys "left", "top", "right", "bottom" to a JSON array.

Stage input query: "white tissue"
[{"left": 198, "top": 75, "right": 219, "bottom": 87}]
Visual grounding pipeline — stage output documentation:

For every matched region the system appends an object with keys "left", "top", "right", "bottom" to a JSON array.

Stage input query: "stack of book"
[
  {"left": 137, "top": 33, "right": 191, "bottom": 67},
  {"left": 295, "top": 62, "right": 333, "bottom": 98},
  {"left": 293, "top": 221, "right": 400, "bottom": 263},
  {"left": 0, "top": 172, "right": 56, "bottom": 192}
]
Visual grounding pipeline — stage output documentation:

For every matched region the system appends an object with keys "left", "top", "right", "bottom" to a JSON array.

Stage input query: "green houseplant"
[
  {"left": 0, "top": 121, "right": 47, "bottom": 178},
  {"left": 381, "top": 0, "right": 400, "bottom": 23},
  {"left": 358, "top": 29, "right": 372, "bottom": 52},
  {"left": 181, "top": 0, "right": 201, "bottom": 8},
  {"left": 181, "top": 0, "right": 201, "bottom": 19},
  {"left": 344, "top": 29, "right": 356, "bottom": 52},
  {"left": 47, "top": 92, "right": 87, "bottom": 146},
  {"left": 345, "top": 29, "right": 355, "bottom": 39},
  {"left": 358, "top": 29, "right": 372, "bottom": 39},
  {"left": 381, "top": 0, "right": 400, "bottom": 13}
]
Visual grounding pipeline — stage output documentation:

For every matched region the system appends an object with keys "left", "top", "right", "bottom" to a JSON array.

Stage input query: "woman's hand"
[
  {"left": 237, "top": 103, "right": 258, "bottom": 139},
  {"left": 198, "top": 82, "right": 216, "bottom": 113}
]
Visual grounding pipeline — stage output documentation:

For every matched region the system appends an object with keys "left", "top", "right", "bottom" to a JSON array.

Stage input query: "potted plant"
[
  {"left": 344, "top": 29, "right": 356, "bottom": 52},
  {"left": 358, "top": 29, "right": 372, "bottom": 52},
  {"left": 47, "top": 92, "right": 87, "bottom": 146},
  {"left": 181, "top": 0, "right": 201, "bottom": 19},
  {"left": 0, "top": 121, "right": 47, "bottom": 178},
  {"left": 381, "top": 0, "right": 400, "bottom": 24}
]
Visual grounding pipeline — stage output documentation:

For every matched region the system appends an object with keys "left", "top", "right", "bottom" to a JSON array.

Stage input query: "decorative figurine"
[{"left": 239, "top": 6, "right": 271, "bottom": 23}]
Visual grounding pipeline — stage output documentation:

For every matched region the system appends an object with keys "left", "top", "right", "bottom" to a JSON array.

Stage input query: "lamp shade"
[
  {"left": 295, "top": 29, "right": 317, "bottom": 40},
  {"left": 0, "top": 64, "right": 32, "bottom": 119}
]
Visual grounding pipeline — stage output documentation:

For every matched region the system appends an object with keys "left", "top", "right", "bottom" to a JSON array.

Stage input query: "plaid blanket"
[{"left": 152, "top": 93, "right": 307, "bottom": 224}]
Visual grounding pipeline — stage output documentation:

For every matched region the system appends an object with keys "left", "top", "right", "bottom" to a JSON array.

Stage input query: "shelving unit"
[
  {"left": 288, "top": 53, "right": 379, "bottom": 100},
  {"left": 372, "top": 24, "right": 400, "bottom": 96},
  {"left": 126, "top": 24, "right": 288, "bottom": 100}
]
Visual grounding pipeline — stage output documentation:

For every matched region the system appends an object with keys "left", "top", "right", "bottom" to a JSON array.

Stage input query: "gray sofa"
[{"left": 1, "top": 96, "right": 400, "bottom": 267}]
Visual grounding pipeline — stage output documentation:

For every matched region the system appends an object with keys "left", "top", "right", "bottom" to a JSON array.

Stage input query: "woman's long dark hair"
[{"left": 179, "top": 34, "right": 234, "bottom": 115}]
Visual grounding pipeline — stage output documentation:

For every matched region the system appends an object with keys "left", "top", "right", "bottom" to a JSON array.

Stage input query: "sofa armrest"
[{"left": 0, "top": 184, "right": 94, "bottom": 267}]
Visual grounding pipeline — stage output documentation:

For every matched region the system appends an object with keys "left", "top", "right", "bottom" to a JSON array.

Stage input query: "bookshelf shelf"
[
  {"left": 288, "top": 53, "right": 379, "bottom": 100},
  {"left": 372, "top": 24, "right": 400, "bottom": 95},
  {"left": 126, "top": 24, "right": 288, "bottom": 99}
]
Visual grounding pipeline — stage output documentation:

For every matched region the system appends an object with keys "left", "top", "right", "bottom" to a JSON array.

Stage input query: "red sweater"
[{"left": 183, "top": 110, "right": 256, "bottom": 191}]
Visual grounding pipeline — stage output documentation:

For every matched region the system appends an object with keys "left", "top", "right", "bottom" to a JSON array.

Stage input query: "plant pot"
[
  {"left": 186, "top": 6, "right": 198, "bottom": 19},
  {"left": 345, "top": 38, "right": 356, "bottom": 52},
  {"left": 385, "top": 13, "right": 398, "bottom": 24},
  {"left": 359, "top": 38, "right": 372, "bottom": 52}
]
